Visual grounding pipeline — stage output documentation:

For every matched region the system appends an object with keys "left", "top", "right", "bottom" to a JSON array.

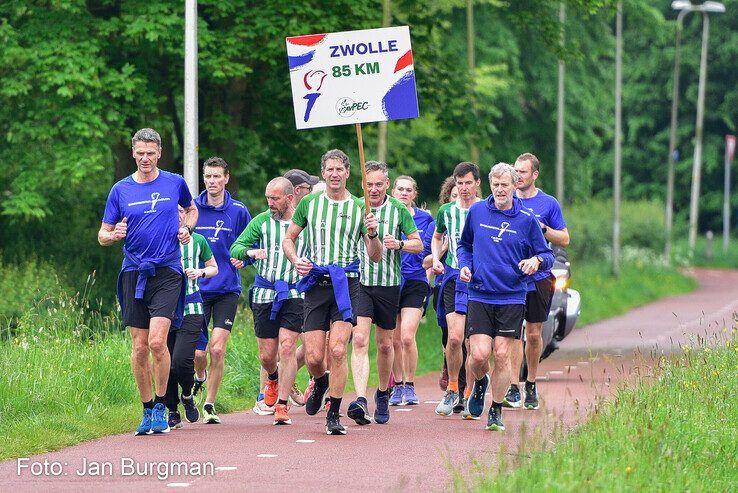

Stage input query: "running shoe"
[
  {"left": 524, "top": 381, "right": 539, "bottom": 410},
  {"left": 203, "top": 403, "right": 221, "bottom": 424},
  {"left": 264, "top": 378, "right": 279, "bottom": 407},
  {"left": 306, "top": 374, "right": 330, "bottom": 416},
  {"left": 502, "top": 384, "right": 523, "bottom": 409},
  {"left": 467, "top": 374, "right": 489, "bottom": 418},
  {"left": 374, "top": 390, "right": 390, "bottom": 424},
  {"left": 404, "top": 384, "right": 419, "bottom": 405},
  {"left": 438, "top": 366, "right": 449, "bottom": 391},
  {"left": 326, "top": 412, "right": 347, "bottom": 435},
  {"left": 135, "top": 408, "right": 153, "bottom": 436},
  {"left": 485, "top": 405, "right": 505, "bottom": 431},
  {"left": 273, "top": 404, "right": 292, "bottom": 425},
  {"left": 461, "top": 398, "right": 478, "bottom": 420},
  {"left": 192, "top": 370, "right": 207, "bottom": 399},
  {"left": 304, "top": 377, "right": 315, "bottom": 403},
  {"left": 347, "top": 399, "right": 371, "bottom": 425},
  {"left": 252, "top": 397, "right": 275, "bottom": 416},
  {"left": 454, "top": 397, "right": 467, "bottom": 414},
  {"left": 168, "top": 410, "right": 183, "bottom": 430},
  {"left": 151, "top": 403, "right": 170, "bottom": 433},
  {"left": 289, "top": 382, "right": 305, "bottom": 407},
  {"left": 389, "top": 384, "right": 405, "bottom": 406},
  {"left": 435, "top": 390, "right": 459, "bottom": 416},
  {"left": 181, "top": 394, "right": 200, "bottom": 423}
]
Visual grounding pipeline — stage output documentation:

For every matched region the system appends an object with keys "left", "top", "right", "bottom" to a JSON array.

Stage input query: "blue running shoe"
[
  {"left": 135, "top": 408, "right": 153, "bottom": 436},
  {"left": 347, "top": 399, "right": 371, "bottom": 425},
  {"left": 404, "top": 384, "right": 419, "bottom": 405},
  {"left": 468, "top": 374, "right": 489, "bottom": 418},
  {"left": 151, "top": 403, "right": 170, "bottom": 434},
  {"left": 374, "top": 390, "right": 390, "bottom": 424},
  {"left": 389, "top": 384, "right": 405, "bottom": 406}
]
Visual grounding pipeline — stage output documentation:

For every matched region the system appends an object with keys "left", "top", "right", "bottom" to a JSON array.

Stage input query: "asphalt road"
[{"left": 3, "top": 268, "right": 735, "bottom": 492}]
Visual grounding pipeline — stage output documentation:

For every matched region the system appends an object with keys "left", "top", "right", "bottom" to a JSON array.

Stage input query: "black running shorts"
[
  {"left": 202, "top": 292, "right": 239, "bottom": 331},
  {"left": 303, "top": 276, "right": 360, "bottom": 332},
  {"left": 252, "top": 298, "right": 304, "bottom": 339},
  {"left": 121, "top": 267, "right": 182, "bottom": 329},
  {"left": 525, "top": 274, "right": 556, "bottom": 323},
  {"left": 356, "top": 284, "right": 401, "bottom": 329},
  {"left": 399, "top": 280, "right": 431, "bottom": 310},
  {"left": 466, "top": 300, "right": 525, "bottom": 339}
]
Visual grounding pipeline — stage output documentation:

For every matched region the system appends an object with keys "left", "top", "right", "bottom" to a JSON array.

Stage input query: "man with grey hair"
[
  {"left": 283, "top": 148, "right": 382, "bottom": 435},
  {"left": 99, "top": 127, "right": 198, "bottom": 435},
  {"left": 505, "top": 152, "right": 570, "bottom": 410},
  {"left": 457, "top": 162, "right": 553, "bottom": 431},
  {"left": 231, "top": 177, "right": 305, "bottom": 425},
  {"left": 348, "top": 160, "right": 423, "bottom": 426}
]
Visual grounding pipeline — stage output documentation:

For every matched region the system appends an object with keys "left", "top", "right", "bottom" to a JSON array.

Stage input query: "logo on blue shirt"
[
  {"left": 481, "top": 221, "right": 518, "bottom": 243},
  {"left": 127, "top": 192, "right": 171, "bottom": 214}
]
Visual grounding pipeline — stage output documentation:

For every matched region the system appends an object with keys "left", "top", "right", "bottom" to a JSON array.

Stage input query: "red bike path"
[{"left": 3, "top": 268, "right": 736, "bottom": 492}]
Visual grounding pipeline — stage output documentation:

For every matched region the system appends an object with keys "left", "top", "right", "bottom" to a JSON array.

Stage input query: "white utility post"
[{"left": 184, "top": 0, "right": 199, "bottom": 196}]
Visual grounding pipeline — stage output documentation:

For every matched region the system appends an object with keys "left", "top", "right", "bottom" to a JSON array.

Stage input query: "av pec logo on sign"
[{"left": 286, "top": 26, "right": 420, "bottom": 130}]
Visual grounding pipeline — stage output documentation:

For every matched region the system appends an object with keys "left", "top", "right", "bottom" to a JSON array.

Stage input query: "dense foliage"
[{"left": 1, "top": 1, "right": 736, "bottom": 295}]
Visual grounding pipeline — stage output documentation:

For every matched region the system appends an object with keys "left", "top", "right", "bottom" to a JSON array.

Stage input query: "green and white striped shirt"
[
  {"left": 230, "top": 211, "right": 305, "bottom": 304},
  {"left": 292, "top": 191, "right": 367, "bottom": 277},
  {"left": 359, "top": 196, "right": 417, "bottom": 286},
  {"left": 180, "top": 233, "right": 213, "bottom": 315},
  {"left": 435, "top": 200, "right": 477, "bottom": 270}
]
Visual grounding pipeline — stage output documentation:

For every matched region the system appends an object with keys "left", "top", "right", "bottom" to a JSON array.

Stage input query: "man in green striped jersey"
[
  {"left": 166, "top": 206, "right": 219, "bottom": 429},
  {"left": 283, "top": 149, "right": 382, "bottom": 435},
  {"left": 431, "top": 162, "right": 483, "bottom": 416},
  {"left": 230, "top": 177, "right": 305, "bottom": 426},
  {"left": 347, "top": 161, "right": 423, "bottom": 426}
]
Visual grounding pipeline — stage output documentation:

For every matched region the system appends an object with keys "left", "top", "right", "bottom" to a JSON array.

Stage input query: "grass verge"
[{"left": 462, "top": 331, "right": 738, "bottom": 492}]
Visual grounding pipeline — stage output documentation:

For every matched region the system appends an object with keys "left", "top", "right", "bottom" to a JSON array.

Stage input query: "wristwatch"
[
  {"left": 185, "top": 224, "right": 194, "bottom": 234},
  {"left": 535, "top": 255, "right": 543, "bottom": 264},
  {"left": 368, "top": 232, "right": 378, "bottom": 239},
  {"left": 200, "top": 269, "right": 206, "bottom": 278},
  {"left": 541, "top": 225, "right": 548, "bottom": 234},
  {"left": 399, "top": 240, "right": 405, "bottom": 251}
]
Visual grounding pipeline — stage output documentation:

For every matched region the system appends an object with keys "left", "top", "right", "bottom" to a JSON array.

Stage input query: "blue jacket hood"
[
  {"left": 195, "top": 190, "right": 233, "bottom": 211},
  {"left": 484, "top": 194, "right": 524, "bottom": 217}
]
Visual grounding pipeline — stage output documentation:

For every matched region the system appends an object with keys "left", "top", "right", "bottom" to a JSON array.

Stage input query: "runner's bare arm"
[
  {"left": 178, "top": 200, "right": 199, "bottom": 244},
  {"left": 186, "top": 257, "right": 219, "bottom": 280},
  {"left": 364, "top": 212, "right": 382, "bottom": 262},
  {"left": 384, "top": 231, "right": 422, "bottom": 254},
  {"left": 98, "top": 219, "right": 126, "bottom": 246},
  {"left": 541, "top": 225, "right": 569, "bottom": 248},
  {"left": 283, "top": 222, "right": 313, "bottom": 276},
  {"left": 430, "top": 231, "right": 446, "bottom": 274}
]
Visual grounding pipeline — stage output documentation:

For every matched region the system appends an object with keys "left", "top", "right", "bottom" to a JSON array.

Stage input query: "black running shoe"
[
  {"left": 326, "top": 412, "right": 347, "bottom": 435},
  {"left": 524, "top": 381, "right": 539, "bottom": 410},
  {"left": 192, "top": 370, "right": 207, "bottom": 398},
  {"left": 306, "top": 374, "right": 330, "bottom": 416},
  {"left": 502, "top": 383, "right": 523, "bottom": 408},
  {"left": 485, "top": 406, "right": 505, "bottom": 431},
  {"left": 181, "top": 393, "right": 200, "bottom": 423},
  {"left": 168, "top": 410, "right": 183, "bottom": 430}
]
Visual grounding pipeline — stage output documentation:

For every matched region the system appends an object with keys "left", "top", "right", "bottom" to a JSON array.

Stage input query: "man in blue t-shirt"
[
  {"left": 191, "top": 156, "right": 251, "bottom": 424},
  {"left": 458, "top": 163, "right": 554, "bottom": 431},
  {"left": 505, "top": 152, "right": 570, "bottom": 411},
  {"left": 98, "top": 128, "right": 198, "bottom": 436}
]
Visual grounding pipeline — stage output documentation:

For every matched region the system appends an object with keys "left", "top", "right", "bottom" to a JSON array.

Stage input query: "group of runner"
[{"left": 99, "top": 128, "right": 568, "bottom": 436}]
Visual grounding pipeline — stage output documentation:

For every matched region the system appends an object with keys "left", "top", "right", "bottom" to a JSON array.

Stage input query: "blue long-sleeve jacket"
[{"left": 457, "top": 196, "right": 554, "bottom": 305}]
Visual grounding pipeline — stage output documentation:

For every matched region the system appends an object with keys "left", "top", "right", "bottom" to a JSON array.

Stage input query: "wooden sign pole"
[{"left": 355, "top": 123, "right": 371, "bottom": 212}]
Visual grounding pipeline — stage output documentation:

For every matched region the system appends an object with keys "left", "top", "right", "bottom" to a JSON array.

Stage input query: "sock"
[
  {"left": 526, "top": 380, "right": 536, "bottom": 388},
  {"left": 448, "top": 379, "right": 459, "bottom": 392},
  {"left": 329, "top": 396, "right": 342, "bottom": 413},
  {"left": 168, "top": 405, "right": 178, "bottom": 414},
  {"left": 278, "top": 399, "right": 288, "bottom": 406},
  {"left": 316, "top": 372, "right": 329, "bottom": 387},
  {"left": 195, "top": 372, "right": 206, "bottom": 382},
  {"left": 204, "top": 402, "right": 214, "bottom": 409},
  {"left": 154, "top": 395, "right": 166, "bottom": 405},
  {"left": 268, "top": 369, "right": 279, "bottom": 381},
  {"left": 405, "top": 381, "right": 414, "bottom": 387},
  {"left": 181, "top": 393, "right": 192, "bottom": 400},
  {"left": 377, "top": 388, "right": 389, "bottom": 397},
  {"left": 143, "top": 400, "right": 154, "bottom": 410},
  {"left": 464, "top": 386, "right": 472, "bottom": 399},
  {"left": 492, "top": 401, "right": 503, "bottom": 414},
  {"left": 357, "top": 396, "right": 368, "bottom": 406}
]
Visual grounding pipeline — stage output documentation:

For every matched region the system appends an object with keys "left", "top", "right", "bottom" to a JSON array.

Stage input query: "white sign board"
[{"left": 286, "top": 26, "right": 419, "bottom": 130}]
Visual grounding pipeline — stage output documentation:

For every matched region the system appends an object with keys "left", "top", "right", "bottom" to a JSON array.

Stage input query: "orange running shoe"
[
  {"left": 289, "top": 382, "right": 306, "bottom": 407},
  {"left": 273, "top": 404, "right": 292, "bottom": 425},
  {"left": 264, "top": 379, "right": 279, "bottom": 407}
]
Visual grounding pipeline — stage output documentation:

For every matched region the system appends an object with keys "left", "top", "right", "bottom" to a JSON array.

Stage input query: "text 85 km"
[{"left": 332, "top": 63, "right": 380, "bottom": 78}]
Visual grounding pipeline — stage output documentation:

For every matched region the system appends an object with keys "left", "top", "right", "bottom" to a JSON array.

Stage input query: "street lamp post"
[{"left": 669, "top": 2, "right": 725, "bottom": 255}]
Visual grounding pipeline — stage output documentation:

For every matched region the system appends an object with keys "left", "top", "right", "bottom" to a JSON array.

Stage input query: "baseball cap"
[{"left": 284, "top": 169, "right": 319, "bottom": 187}]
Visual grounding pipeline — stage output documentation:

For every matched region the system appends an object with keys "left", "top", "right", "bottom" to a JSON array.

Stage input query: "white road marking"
[
  {"left": 215, "top": 466, "right": 237, "bottom": 472},
  {"left": 548, "top": 370, "right": 564, "bottom": 375},
  {"left": 577, "top": 361, "right": 590, "bottom": 366},
  {"left": 257, "top": 454, "right": 278, "bottom": 458},
  {"left": 424, "top": 400, "right": 441, "bottom": 404},
  {"left": 565, "top": 365, "right": 578, "bottom": 370},
  {"left": 296, "top": 439, "right": 315, "bottom": 443},
  {"left": 395, "top": 408, "right": 412, "bottom": 412},
  {"left": 167, "top": 483, "right": 191, "bottom": 488}
]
